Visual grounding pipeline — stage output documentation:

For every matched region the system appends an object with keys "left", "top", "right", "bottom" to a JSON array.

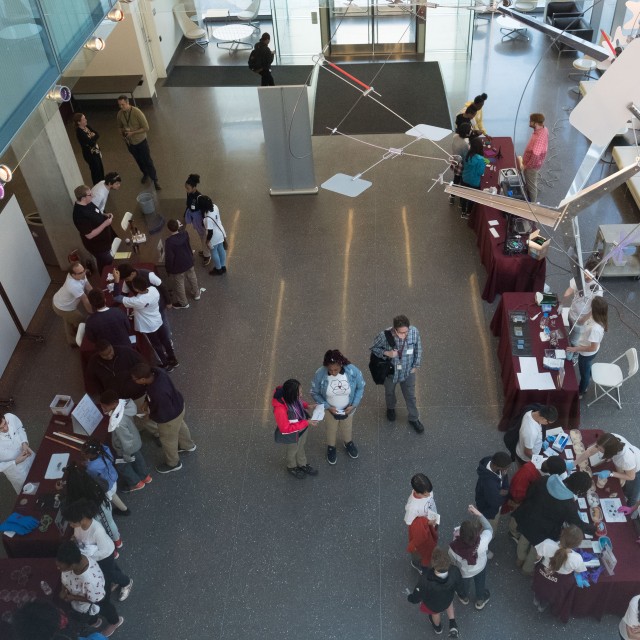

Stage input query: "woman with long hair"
[
  {"left": 199, "top": 194, "right": 228, "bottom": 276},
  {"left": 272, "top": 379, "right": 319, "bottom": 479},
  {"left": 73, "top": 112, "right": 104, "bottom": 185},
  {"left": 459, "top": 135, "right": 486, "bottom": 218},
  {"left": 183, "top": 173, "right": 210, "bottom": 266},
  {"left": 310, "top": 349, "right": 365, "bottom": 465},
  {"left": 532, "top": 525, "right": 586, "bottom": 621},
  {"left": 566, "top": 296, "right": 608, "bottom": 397}
]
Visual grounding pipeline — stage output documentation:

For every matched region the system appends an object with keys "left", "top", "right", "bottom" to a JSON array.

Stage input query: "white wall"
[{"left": 151, "top": 0, "right": 184, "bottom": 72}]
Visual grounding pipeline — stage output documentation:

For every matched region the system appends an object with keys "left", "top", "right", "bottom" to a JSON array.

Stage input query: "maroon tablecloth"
[
  {"left": 3, "top": 415, "right": 108, "bottom": 558},
  {"left": 467, "top": 137, "right": 546, "bottom": 303},
  {"left": 568, "top": 430, "right": 640, "bottom": 619},
  {"left": 0, "top": 558, "right": 61, "bottom": 635},
  {"left": 491, "top": 292, "right": 580, "bottom": 430}
]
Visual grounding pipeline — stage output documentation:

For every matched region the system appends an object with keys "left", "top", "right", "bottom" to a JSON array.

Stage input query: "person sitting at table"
[
  {"left": 99, "top": 389, "right": 152, "bottom": 492},
  {"left": 52, "top": 262, "right": 93, "bottom": 347},
  {"left": 55, "top": 539, "right": 124, "bottom": 636},
  {"left": 532, "top": 524, "right": 586, "bottom": 622},
  {"left": 63, "top": 461, "right": 124, "bottom": 545},
  {"left": 87, "top": 340, "right": 159, "bottom": 441},
  {"left": 512, "top": 471, "right": 595, "bottom": 575},
  {"left": 84, "top": 289, "right": 131, "bottom": 349},
  {"left": 0, "top": 412, "right": 35, "bottom": 493},
  {"left": 459, "top": 137, "right": 486, "bottom": 219},
  {"left": 566, "top": 296, "right": 608, "bottom": 399},
  {"left": 62, "top": 499, "right": 133, "bottom": 601},
  {"left": 575, "top": 432, "right": 640, "bottom": 507},
  {"left": 560, "top": 256, "right": 603, "bottom": 346},
  {"left": 515, "top": 405, "right": 558, "bottom": 466}
]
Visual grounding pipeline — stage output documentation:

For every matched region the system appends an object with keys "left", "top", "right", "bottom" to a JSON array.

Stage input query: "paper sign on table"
[{"left": 71, "top": 394, "right": 102, "bottom": 436}]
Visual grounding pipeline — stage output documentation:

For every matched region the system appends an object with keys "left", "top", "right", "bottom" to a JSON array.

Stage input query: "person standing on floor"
[
  {"left": 91, "top": 172, "right": 122, "bottom": 214},
  {"left": 460, "top": 136, "right": 486, "bottom": 219},
  {"left": 474, "top": 451, "right": 511, "bottom": 541},
  {"left": 116, "top": 95, "right": 161, "bottom": 190},
  {"left": 252, "top": 33, "right": 275, "bottom": 86},
  {"left": 370, "top": 315, "right": 424, "bottom": 433},
  {"left": 116, "top": 263, "right": 172, "bottom": 328},
  {"left": 310, "top": 349, "right": 365, "bottom": 465},
  {"left": 566, "top": 296, "right": 608, "bottom": 398},
  {"left": 200, "top": 195, "right": 228, "bottom": 276},
  {"left": 73, "top": 113, "right": 104, "bottom": 185},
  {"left": 85, "top": 289, "right": 131, "bottom": 348},
  {"left": 52, "top": 262, "right": 93, "bottom": 347},
  {"left": 454, "top": 105, "right": 478, "bottom": 137},
  {"left": 62, "top": 499, "right": 134, "bottom": 602},
  {"left": 519, "top": 112, "right": 548, "bottom": 203},
  {"left": 184, "top": 174, "right": 210, "bottom": 266},
  {"left": 448, "top": 505, "right": 492, "bottom": 611},
  {"left": 164, "top": 219, "right": 202, "bottom": 309},
  {"left": 113, "top": 270, "right": 178, "bottom": 371},
  {"left": 461, "top": 93, "right": 488, "bottom": 136},
  {"left": 272, "top": 379, "right": 319, "bottom": 480},
  {"left": 532, "top": 525, "right": 586, "bottom": 622},
  {"left": 130, "top": 362, "right": 196, "bottom": 474},
  {"left": 99, "top": 390, "right": 152, "bottom": 492},
  {"left": 407, "top": 547, "right": 462, "bottom": 638},
  {"left": 0, "top": 412, "right": 35, "bottom": 493},
  {"left": 72, "top": 185, "right": 117, "bottom": 275},
  {"left": 449, "top": 121, "right": 471, "bottom": 206},
  {"left": 55, "top": 540, "right": 124, "bottom": 636},
  {"left": 404, "top": 473, "right": 439, "bottom": 573},
  {"left": 515, "top": 405, "right": 558, "bottom": 465}
]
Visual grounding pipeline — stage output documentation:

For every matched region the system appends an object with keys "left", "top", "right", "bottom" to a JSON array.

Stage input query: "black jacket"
[
  {"left": 87, "top": 345, "right": 145, "bottom": 400},
  {"left": 513, "top": 475, "right": 596, "bottom": 545},
  {"left": 475, "top": 456, "right": 509, "bottom": 519},
  {"left": 253, "top": 42, "right": 274, "bottom": 73},
  {"left": 408, "top": 566, "right": 463, "bottom": 613},
  {"left": 85, "top": 307, "right": 131, "bottom": 348},
  {"left": 164, "top": 231, "right": 195, "bottom": 275}
]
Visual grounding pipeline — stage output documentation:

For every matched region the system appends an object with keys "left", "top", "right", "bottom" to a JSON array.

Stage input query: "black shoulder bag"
[{"left": 368, "top": 330, "right": 396, "bottom": 385}]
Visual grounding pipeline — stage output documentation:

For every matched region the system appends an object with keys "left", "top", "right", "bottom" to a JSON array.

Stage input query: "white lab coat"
[{"left": 0, "top": 414, "right": 34, "bottom": 493}]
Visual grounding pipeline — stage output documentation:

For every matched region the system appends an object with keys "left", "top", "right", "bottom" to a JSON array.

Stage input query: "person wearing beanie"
[{"left": 520, "top": 112, "right": 548, "bottom": 202}]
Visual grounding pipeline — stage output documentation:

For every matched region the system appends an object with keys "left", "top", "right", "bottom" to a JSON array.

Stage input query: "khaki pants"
[
  {"left": 516, "top": 533, "right": 538, "bottom": 574},
  {"left": 326, "top": 413, "right": 353, "bottom": 448},
  {"left": 286, "top": 428, "right": 308, "bottom": 469},
  {"left": 157, "top": 407, "right": 195, "bottom": 467},
  {"left": 168, "top": 268, "right": 199, "bottom": 306},
  {"left": 52, "top": 304, "right": 84, "bottom": 346},
  {"left": 523, "top": 168, "right": 540, "bottom": 203},
  {"left": 133, "top": 395, "right": 159, "bottom": 437}
]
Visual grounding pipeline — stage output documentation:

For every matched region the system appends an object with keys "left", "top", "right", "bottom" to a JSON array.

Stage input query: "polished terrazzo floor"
[{"left": 1, "top": 15, "right": 639, "bottom": 640}]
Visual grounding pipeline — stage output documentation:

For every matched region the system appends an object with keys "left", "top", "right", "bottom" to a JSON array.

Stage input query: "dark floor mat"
[
  {"left": 164, "top": 65, "right": 313, "bottom": 87},
  {"left": 313, "top": 61, "right": 451, "bottom": 135}
]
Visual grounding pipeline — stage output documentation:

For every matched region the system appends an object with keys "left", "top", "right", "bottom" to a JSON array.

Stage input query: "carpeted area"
[
  {"left": 164, "top": 65, "right": 314, "bottom": 87},
  {"left": 313, "top": 61, "right": 451, "bottom": 136}
]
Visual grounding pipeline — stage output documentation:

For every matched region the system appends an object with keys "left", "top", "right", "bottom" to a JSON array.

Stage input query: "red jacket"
[
  {"left": 502, "top": 462, "right": 541, "bottom": 513},
  {"left": 407, "top": 516, "right": 439, "bottom": 566},
  {"left": 272, "top": 387, "right": 310, "bottom": 434}
]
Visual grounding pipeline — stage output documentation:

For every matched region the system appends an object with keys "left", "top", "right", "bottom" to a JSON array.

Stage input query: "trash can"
[
  {"left": 136, "top": 192, "right": 156, "bottom": 215},
  {"left": 25, "top": 212, "right": 58, "bottom": 266}
]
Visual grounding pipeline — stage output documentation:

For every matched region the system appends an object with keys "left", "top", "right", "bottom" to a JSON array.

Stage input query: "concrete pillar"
[{"left": 12, "top": 107, "right": 84, "bottom": 270}]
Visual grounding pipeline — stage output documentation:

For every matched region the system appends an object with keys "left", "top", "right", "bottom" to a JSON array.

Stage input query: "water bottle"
[{"left": 40, "top": 580, "right": 52, "bottom": 596}]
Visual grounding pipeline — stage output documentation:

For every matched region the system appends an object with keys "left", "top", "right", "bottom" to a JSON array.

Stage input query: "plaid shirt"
[
  {"left": 522, "top": 126, "right": 548, "bottom": 170},
  {"left": 370, "top": 326, "right": 422, "bottom": 383}
]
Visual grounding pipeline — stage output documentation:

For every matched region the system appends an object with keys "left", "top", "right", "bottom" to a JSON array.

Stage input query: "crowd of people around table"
[{"left": 2, "top": 90, "right": 638, "bottom": 639}]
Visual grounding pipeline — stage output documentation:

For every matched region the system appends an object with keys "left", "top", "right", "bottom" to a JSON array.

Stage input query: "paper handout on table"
[
  {"left": 489, "top": 227, "right": 500, "bottom": 238},
  {"left": 45, "top": 453, "right": 70, "bottom": 479},
  {"left": 311, "top": 405, "right": 325, "bottom": 421},
  {"left": 600, "top": 498, "right": 627, "bottom": 523},
  {"left": 488, "top": 219, "right": 499, "bottom": 226},
  {"left": 516, "top": 371, "right": 556, "bottom": 390},
  {"left": 519, "top": 357, "right": 539, "bottom": 375}
]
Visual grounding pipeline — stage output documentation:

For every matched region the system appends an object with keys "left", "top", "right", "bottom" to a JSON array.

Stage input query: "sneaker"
[
  {"left": 154, "top": 181, "right": 162, "bottom": 191},
  {"left": 118, "top": 579, "right": 133, "bottom": 602},
  {"left": 194, "top": 288, "right": 206, "bottom": 301},
  {"left": 460, "top": 212, "right": 470, "bottom": 220},
  {"left": 409, "top": 420, "right": 425, "bottom": 434},
  {"left": 156, "top": 462, "right": 182, "bottom": 474},
  {"left": 428, "top": 615, "right": 443, "bottom": 635},
  {"left": 448, "top": 623, "right": 459, "bottom": 638},
  {"left": 475, "top": 590, "right": 490, "bottom": 610},
  {"left": 178, "top": 443, "right": 197, "bottom": 453},
  {"left": 327, "top": 446, "right": 337, "bottom": 465},
  {"left": 172, "top": 302, "right": 190, "bottom": 309},
  {"left": 448, "top": 195, "right": 455, "bottom": 204},
  {"left": 113, "top": 508, "right": 131, "bottom": 517},
  {"left": 221, "top": 266, "right": 227, "bottom": 273},
  {"left": 101, "top": 616, "right": 124, "bottom": 637},
  {"left": 287, "top": 466, "right": 305, "bottom": 479},
  {"left": 299, "top": 464, "right": 318, "bottom": 476},
  {"left": 209, "top": 268, "right": 223, "bottom": 276},
  {"left": 123, "top": 481, "right": 145, "bottom": 493},
  {"left": 165, "top": 359, "right": 179, "bottom": 372},
  {"left": 410, "top": 560, "right": 423, "bottom": 575},
  {"left": 203, "top": 257, "right": 211, "bottom": 266},
  {"left": 142, "top": 474, "right": 152, "bottom": 484},
  {"left": 456, "top": 592, "right": 469, "bottom": 605},
  {"left": 487, "top": 550, "right": 494, "bottom": 560},
  {"left": 386, "top": 408, "right": 396, "bottom": 422},
  {"left": 140, "top": 175, "right": 148, "bottom": 184},
  {"left": 344, "top": 441, "right": 359, "bottom": 459},
  {"left": 114, "top": 538, "right": 123, "bottom": 549},
  {"left": 113, "top": 550, "right": 119, "bottom": 560},
  {"left": 90, "top": 618, "right": 102, "bottom": 629}
]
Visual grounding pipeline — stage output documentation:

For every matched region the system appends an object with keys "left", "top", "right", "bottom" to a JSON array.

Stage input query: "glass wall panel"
[{"left": 271, "top": 0, "right": 322, "bottom": 64}]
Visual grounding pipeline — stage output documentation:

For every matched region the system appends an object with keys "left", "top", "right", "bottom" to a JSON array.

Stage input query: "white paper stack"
[{"left": 517, "top": 357, "right": 556, "bottom": 390}]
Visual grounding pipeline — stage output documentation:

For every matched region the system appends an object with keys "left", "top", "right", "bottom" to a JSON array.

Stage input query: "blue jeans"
[
  {"left": 458, "top": 567, "right": 488, "bottom": 602},
  {"left": 117, "top": 449, "right": 149, "bottom": 488},
  {"left": 211, "top": 242, "right": 226, "bottom": 270},
  {"left": 578, "top": 352, "right": 597, "bottom": 394},
  {"left": 623, "top": 471, "right": 640, "bottom": 506},
  {"left": 146, "top": 322, "right": 175, "bottom": 365}
]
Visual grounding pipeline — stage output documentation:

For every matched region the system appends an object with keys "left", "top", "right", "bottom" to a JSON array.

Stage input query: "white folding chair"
[
  {"left": 587, "top": 347, "right": 639, "bottom": 409},
  {"left": 75, "top": 323, "right": 86, "bottom": 348}
]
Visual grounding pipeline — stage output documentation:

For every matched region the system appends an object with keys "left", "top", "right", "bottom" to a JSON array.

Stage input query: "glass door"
[{"left": 323, "top": 0, "right": 420, "bottom": 56}]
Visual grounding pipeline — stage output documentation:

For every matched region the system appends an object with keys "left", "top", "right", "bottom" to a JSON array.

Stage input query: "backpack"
[
  {"left": 368, "top": 330, "right": 396, "bottom": 385},
  {"left": 503, "top": 403, "right": 544, "bottom": 461},
  {"left": 248, "top": 48, "right": 259, "bottom": 72}
]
